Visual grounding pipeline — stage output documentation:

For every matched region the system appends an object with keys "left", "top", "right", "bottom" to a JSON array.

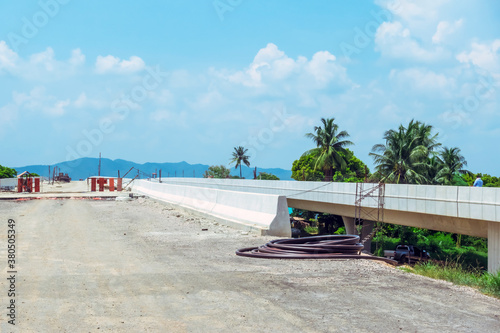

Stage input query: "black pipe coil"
[{"left": 236, "top": 235, "right": 398, "bottom": 265}]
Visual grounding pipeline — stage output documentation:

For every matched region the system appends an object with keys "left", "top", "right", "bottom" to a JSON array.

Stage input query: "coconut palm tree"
[
  {"left": 304, "top": 117, "right": 353, "bottom": 181},
  {"left": 370, "top": 120, "right": 440, "bottom": 184},
  {"left": 433, "top": 147, "right": 469, "bottom": 185},
  {"left": 230, "top": 146, "right": 250, "bottom": 178}
]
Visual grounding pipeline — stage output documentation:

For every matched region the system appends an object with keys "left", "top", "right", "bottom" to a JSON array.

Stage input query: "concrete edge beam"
[{"left": 132, "top": 180, "right": 291, "bottom": 237}]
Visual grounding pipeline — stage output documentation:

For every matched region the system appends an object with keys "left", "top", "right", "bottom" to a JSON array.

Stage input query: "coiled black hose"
[{"left": 236, "top": 235, "right": 397, "bottom": 265}]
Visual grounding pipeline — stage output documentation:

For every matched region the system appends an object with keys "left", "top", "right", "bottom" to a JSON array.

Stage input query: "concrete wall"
[
  {"left": 132, "top": 180, "right": 291, "bottom": 237},
  {"left": 0, "top": 178, "right": 17, "bottom": 190}
]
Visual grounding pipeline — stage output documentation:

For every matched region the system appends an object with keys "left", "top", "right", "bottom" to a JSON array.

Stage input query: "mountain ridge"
[{"left": 12, "top": 158, "right": 293, "bottom": 180}]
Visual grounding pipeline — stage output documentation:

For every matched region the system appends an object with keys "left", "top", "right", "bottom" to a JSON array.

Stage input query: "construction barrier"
[
  {"left": 89, "top": 177, "right": 123, "bottom": 192},
  {"left": 17, "top": 177, "right": 41, "bottom": 193},
  {"left": 132, "top": 179, "right": 291, "bottom": 237}
]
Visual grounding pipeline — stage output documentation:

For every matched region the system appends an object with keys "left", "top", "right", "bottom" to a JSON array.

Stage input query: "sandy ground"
[{"left": 0, "top": 196, "right": 499, "bottom": 332}]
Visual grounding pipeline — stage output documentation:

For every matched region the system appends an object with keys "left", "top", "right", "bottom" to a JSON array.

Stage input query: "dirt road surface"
[{"left": 1, "top": 197, "right": 499, "bottom": 332}]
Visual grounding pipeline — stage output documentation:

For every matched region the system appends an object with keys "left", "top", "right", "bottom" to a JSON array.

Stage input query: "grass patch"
[
  {"left": 400, "top": 261, "right": 500, "bottom": 299},
  {"left": 304, "top": 226, "right": 318, "bottom": 235}
]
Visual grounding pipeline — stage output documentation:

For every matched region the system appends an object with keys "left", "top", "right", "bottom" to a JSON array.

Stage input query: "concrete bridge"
[{"left": 132, "top": 178, "right": 500, "bottom": 273}]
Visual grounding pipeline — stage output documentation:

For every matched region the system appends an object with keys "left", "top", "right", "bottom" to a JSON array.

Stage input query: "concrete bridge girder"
[{"left": 287, "top": 198, "right": 489, "bottom": 238}]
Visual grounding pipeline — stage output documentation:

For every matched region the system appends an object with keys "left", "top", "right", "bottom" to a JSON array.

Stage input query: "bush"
[
  {"left": 203, "top": 165, "right": 231, "bottom": 178},
  {"left": 304, "top": 226, "right": 319, "bottom": 235},
  {"left": 372, "top": 235, "right": 401, "bottom": 256}
]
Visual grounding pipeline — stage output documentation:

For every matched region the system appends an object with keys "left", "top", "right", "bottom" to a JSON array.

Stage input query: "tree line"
[{"left": 292, "top": 117, "right": 494, "bottom": 186}]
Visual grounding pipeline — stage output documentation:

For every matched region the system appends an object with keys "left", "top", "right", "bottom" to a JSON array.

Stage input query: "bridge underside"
[{"left": 287, "top": 198, "right": 488, "bottom": 238}]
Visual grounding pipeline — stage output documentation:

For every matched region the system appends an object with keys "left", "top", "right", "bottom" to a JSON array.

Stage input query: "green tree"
[
  {"left": 434, "top": 147, "right": 469, "bottom": 185},
  {"left": 291, "top": 153, "right": 324, "bottom": 181},
  {"left": 230, "top": 146, "right": 250, "bottom": 179},
  {"left": 256, "top": 172, "right": 279, "bottom": 180},
  {"left": 370, "top": 120, "right": 440, "bottom": 184},
  {"left": 304, "top": 117, "right": 353, "bottom": 181},
  {"left": 331, "top": 149, "right": 370, "bottom": 182},
  {"left": 203, "top": 165, "right": 231, "bottom": 178},
  {"left": 0, "top": 165, "right": 17, "bottom": 179}
]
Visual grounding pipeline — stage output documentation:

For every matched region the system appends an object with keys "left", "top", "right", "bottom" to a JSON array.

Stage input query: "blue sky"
[{"left": 1, "top": 0, "right": 499, "bottom": 174}]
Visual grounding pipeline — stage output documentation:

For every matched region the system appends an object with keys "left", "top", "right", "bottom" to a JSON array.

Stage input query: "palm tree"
[
  {"left": 304, "top": 117, "right": 353, "bottom": 181},
  {"left": 230, "top": 146, "right": 250, "bottom": 178},
  {"left": 370, "top": 120, "right": 440, "bottom": 184},
  {"left": 433, "top": 147, "right": 469, "bottom": 185}
]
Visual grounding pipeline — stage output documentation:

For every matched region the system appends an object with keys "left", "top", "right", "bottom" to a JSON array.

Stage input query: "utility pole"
[{"left": 98, "top": 152, "right": 101, "bottom": 177}]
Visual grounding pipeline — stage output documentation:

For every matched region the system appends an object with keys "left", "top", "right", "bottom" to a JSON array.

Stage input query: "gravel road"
[{"left": 1, "top": 197, "right": 499, "bottom": 332}]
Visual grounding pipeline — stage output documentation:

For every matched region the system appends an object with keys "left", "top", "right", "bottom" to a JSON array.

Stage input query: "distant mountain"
[{"left": 12, "top": 158, "right": 293, "bottom": 181}]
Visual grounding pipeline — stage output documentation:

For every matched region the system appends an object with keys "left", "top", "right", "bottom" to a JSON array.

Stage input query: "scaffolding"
[{"left": 354, "top": 182, "right": 385, "bottom": 245}]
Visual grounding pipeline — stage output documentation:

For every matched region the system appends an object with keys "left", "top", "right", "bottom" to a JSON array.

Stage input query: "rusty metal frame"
[{"left": 354, "top": 182, "right": 385, "bottom": 243}]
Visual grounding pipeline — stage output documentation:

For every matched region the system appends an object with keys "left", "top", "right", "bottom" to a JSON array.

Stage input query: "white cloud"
[
  {"left": 73, "top": 92, "right": 87, "bottom": 108},
  {"left": 10, "top": 87, "right": 70, "bottom": 117},
  {"left": 220, "top": 43, "right": 349, "bottom": 89},
  {"left": 390, "top": 68, "right": 455, "bottom": 94},
  {"left": 69, "top": 48, "right": 85, "bottom": 66},
  {"left": 73, "top": 92, "right": 105, "bottom": 109},
  {"left": 373, "top": 1, "right": 464, "bottom": 62},
  {"left": 377, "top": 0, "right": 451, "bottom": 28},
  {"left": 0, "top": 43, "right": 85, "bottom": 80},
  {"left": 305, "top": 51, "right": 341, "bottom": 88},
  {"left": 46, "top": 99, "right": 70, "bottom": 116},
  {"left": 456, "top": 40, "right": 500, "bottom": 73},
  {"left": 375, "top": 21, "right": 445, "bottom": 61},
  {"left": 95, "top": 55, "right": 145, "bottom": 74},
  {"left": 0, "top": 41, "right": 18, "bottom": 71},
  {"left": 432, "top": 19, "right": 463, "bottom": 44}
]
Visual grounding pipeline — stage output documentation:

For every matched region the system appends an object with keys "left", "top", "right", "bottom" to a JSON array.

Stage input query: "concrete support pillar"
[
  {"left": 361, "top": 220, "right": 375, "bottom": 253},
  {"left": 342, "top": 216, "right": 355, "bottom": 235},
  {"left": 488, "top": 222, "right": 500, "bottom": 274}
]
